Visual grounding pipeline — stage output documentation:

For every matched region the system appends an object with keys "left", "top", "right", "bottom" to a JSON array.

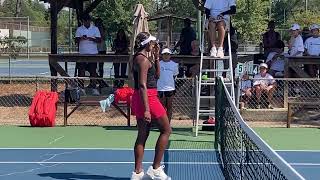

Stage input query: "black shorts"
[{"left": 158, "top": 90, "right": 176, "bottom": 98}]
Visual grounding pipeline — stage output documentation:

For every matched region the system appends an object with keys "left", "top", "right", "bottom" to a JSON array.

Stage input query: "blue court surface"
[
  {"left": 0, "top": 148, "right": 319, "bottom": 180},
  {"left": 0, "top": 148, "right": 223, "bottom": 180}
]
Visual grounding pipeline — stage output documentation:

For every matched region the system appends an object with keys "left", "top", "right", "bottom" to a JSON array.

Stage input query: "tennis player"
[{"left": 130, "top": 32, "right": 172, "bottom": 180}]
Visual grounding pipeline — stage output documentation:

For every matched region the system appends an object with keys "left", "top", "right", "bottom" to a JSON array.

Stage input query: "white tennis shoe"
[
  {"left": 131, "top": 171, "right": 145, "bottom": 180},
  {"left": 144, "top": 165, "right": 171, "bottom": 180}
]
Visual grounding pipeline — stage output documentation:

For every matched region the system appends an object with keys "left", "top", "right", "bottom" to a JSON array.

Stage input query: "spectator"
[
  {"left": 288, "top": 24, "right": 304, "bottom": 57},
  {"left": 174, "top": 18, "right": 196, "bottom": 55},
  {"left": 239, "top": 72, "right": 252, "bottom": 109},
  {"left": 75, "top": 14, "right": 101, "bottom": 96},
  {"left": 266, "top": 40, "right": 285, "bottom": 77},
  {"left": 304, "top": 24, "right": 320, "bottom": 77},
  {"left": 253, "top": 63, "right": 276, "bottom": 109},
  {"left": 112, "top": 29, "right": 129, "bottom": 88},
  {"left": 157, "top": 48, "right": 179, "bottom": 123},
  {"left": 94, "top": 18, "right": 108, "bottom": 88},
  {"left": 263, "top": 20, "right": 281, "bottom": 57},
  {"left": 302, "top": 26, "right": 312, "bottom": 42},
  {"left": 174, "top": 18, "right": 197, "bottom": 78},
  {"left": 204, "top": 0, "right": 236, "bottom": 58}
]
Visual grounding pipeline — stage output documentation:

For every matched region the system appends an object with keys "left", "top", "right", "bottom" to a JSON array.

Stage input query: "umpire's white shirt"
[
  {"left": 75, "top": 24, "right": 101, "bottom": 54},
  {"left": 204, "top": 0, "right": 236, "bottom": 17}
]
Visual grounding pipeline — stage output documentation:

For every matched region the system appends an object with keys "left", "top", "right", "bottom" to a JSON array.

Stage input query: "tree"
[
  {"left": 233, "top": 0, "right": 269, "bottom": 43},
  {"left": 93, "top": 0, "right": 155, "bottom": 38}
]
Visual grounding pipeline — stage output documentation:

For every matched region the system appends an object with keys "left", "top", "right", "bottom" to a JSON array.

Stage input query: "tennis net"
[{"left": 214, "top": 77, "right": 305, "bottom": 180}]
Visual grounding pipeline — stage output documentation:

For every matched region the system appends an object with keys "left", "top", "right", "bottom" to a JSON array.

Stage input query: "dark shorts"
[{"left": 158, "top": 90, "right": 176, "bottom": 98}]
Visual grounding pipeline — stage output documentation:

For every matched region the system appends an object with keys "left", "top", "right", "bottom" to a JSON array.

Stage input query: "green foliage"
[
  {"left": 0, "top": 0, "right": 48, "bottom": 26},
  {"left": 233, "top": 0, "right": 269, "bottom": 43},
  {"left": 93, "top": 0, "right": 154, "bottom": 38},
  {"left": 287, "top": 10, "right": 320, "bottom": 31},
  {"left": 0, "top": 36, "right": 27, "bottom": 58}
]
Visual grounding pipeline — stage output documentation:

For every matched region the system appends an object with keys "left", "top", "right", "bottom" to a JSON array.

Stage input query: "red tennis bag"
[
  {"left": 28, "top": 91, "right": 59, "bottom": 127},
  {"left": 114, "top": 87, "right": 133, "bottom": 105}
]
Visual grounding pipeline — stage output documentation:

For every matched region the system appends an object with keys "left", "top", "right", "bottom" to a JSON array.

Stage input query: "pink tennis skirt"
[{"left": 131, "top": 89, "right": 166, "bottom": 120}]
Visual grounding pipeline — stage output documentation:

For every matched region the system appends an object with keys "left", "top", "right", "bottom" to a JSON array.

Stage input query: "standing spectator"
[
  {"left": 288, "top": 24, "right": 304, "bottom": 57},
  {"left": 75, "top": 14, "right": 101, "bottom": 96},
  {"left": 112, "top": 29, "right": 129, "bottom": 88},
  {"left": 204, "top": 0, "right": 236, "bottom": 58},
  {"left": 253, "top": 63, "right": 276, "bottom": 109},
  {"left": 266, "top": 40, "right": 285, "bottom": 77},
  {"left": 263, "top": 20, "right": 281, "bottom": 57},
  {"left": 94, "top": 18, "right": 108, "bottom": 88},
  {"left": 304, "top": 24, "right": 320, "bottom": 77},
  {"left": 157, "top": 48, "right": 179, "bottom": 123}
]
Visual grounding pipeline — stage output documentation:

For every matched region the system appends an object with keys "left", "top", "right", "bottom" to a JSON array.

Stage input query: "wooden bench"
[
  {"left": 61, "top": 96, "right": 131, "bottom": 126},
  {"left": 287, "top": 97, "right": 320, "bottom": 128}
]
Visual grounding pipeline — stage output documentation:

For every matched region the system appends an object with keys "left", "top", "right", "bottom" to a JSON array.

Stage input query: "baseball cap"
[
  {"left": 259, "top": 63, "right": 268, "bottom": 69},
  {"left": 290, "top": 23, "right": 300, "bottom": 31},
  {"left": 310, "top": 24, "right": 320, "bottom": 30},
  {"left": 161, "top": 48, "right": 172, "bottom": 55}
]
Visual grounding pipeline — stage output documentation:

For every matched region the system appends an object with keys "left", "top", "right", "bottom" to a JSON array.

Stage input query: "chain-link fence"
[
  {"left": 238, "top": 78, "right": 320, "bottom": 126},
  {"left": 0, "top": 76, "right": 195, "bottom": 127}
]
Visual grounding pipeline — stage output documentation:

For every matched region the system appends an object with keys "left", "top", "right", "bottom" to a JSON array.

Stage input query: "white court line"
[
  {"left": 276, "top": 150, "right": 320, "bottom": 153},
  {"left": 49, "top": 136, "right": 65, "bottom": 145},
  {"left": 290, "top": 163, "right": 320, "bottom": 166},
  {"left": 0, "top": 161, "right": 319, "bottom": 166},
  {"left": 0, "top": 148, "right": 216, "bottom": 151},
  {"left": 0, "top": 161, "right": 218, "bottom": 165},
  {"left": 1, "top": 148, "right": 319, "bottom": 152}
]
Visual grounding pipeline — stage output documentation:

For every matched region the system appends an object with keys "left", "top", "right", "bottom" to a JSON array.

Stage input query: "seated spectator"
[
  {"left": 266, "top": 40, "right": 285, "bottom": 77},
  {"left": 304, "top": 24, "right": 320, "bottom": 77},
  {"left": 263, "top": 20, "right": 281, "bottom": 57},
  {"left": 204, "top": 0, "right": 236, "bottom": 58},
  {"left": 302, "top": 26, "right": 312, "bottom": 42},
  {"left": 157, "top": 48, "right": 179, "bottom": 123},
  {"left": 174, "top": 18, "right": 196, "bottom": 55},
  {"left": 75, "top": 14, "right": 101, "bottom": 96},
  {"left": 174, "top": 18, "right": 197, "bottom": 78},
  {"left": 253, "top": 63, "right": 276, "bottom": 109},
  {"left": 112, "top": 29, "right": 129, "bottom": 88},
  {"left": 239, "top": 72, "right": 252, "bottom": 109},
  {"left": 288, "top": 24, "right": 304, "bottom": 57}
]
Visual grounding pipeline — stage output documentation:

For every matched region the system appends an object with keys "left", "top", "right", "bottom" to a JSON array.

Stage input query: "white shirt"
[
  {"left": 266, "top": 52, "right": 284, "bottom": 72},
  {"left": 75, "top": 25, "right": 101, "bottom": 54},
  {"left": 241, "top": 80, "right": 252, "bottom": 90},
  {"left": 304, "top": 36, "right": 320, "bottom": 56},
  {"left": 253, "top": 73, "right": 275, "bottom": 87},
  {"left": 289, "top": 35, "right": 304, "bottom": 57},
  {"left": 157, "top": 60, "right": 179, "bottom": 91},
  {"left": 204, "top": 0, "right": 236, "bottom": 17}
]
